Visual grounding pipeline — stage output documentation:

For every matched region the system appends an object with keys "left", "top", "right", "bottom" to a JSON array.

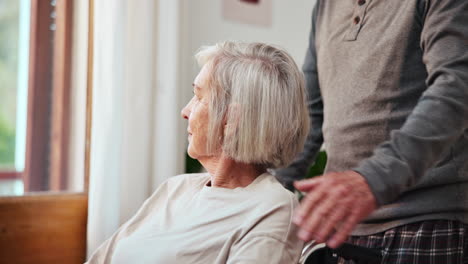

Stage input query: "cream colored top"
[{"left": 86, "top": 173, "right": 303, "bottom": 264}]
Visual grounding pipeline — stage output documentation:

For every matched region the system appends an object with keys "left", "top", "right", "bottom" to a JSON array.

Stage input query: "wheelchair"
[{"left": 299, "top": 241, "right": 383, "bottom": 264}]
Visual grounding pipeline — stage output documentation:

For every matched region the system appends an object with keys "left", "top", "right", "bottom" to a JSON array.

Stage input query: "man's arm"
[
  {"left": 275, "top": 0, "right": 324, "bottom": 187},
  {"left": 353, "top": 0, "right": 468, "bottom": 206},
  {"left": 293, "top": 0, "right": 468, "bottom": 248}
]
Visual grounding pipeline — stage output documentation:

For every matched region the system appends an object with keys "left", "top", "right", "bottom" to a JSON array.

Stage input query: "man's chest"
[
  {"left": 314, "top": 0, "right": 424, "bottom": 59},
  {"left": 313, "top": 0, "right": 426, "bottom": 102}
]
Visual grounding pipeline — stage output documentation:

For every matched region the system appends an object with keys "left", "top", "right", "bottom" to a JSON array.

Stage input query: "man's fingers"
[
  {"left": 293, "top": 186, "right": 325, "bottom": 226},
  {"left": 327, "top": 212, "right": 360, "bottom": 248},
  {"left": 296, "top": 201, "right": 325, "bottom": 241},
  {"left": 294, "top": 177, "right": 321, "bottom": 191},
  {"left": 313, "top": 201, "right": 349, "bottom": 243},
  {"left": 297, "top": 189, "right": 344, "bottom": 242},
  {"left": 293, "top": 171, "right": 378, "bottom": 247}
]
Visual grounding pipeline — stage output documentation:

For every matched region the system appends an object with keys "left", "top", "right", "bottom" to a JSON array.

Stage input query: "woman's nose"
[{"left": 181, "top": 103, "right": 190, "bottom": 120}]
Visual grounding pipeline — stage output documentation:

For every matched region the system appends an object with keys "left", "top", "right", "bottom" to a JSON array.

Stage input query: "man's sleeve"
[
  {"left": 275, "top": 0, "right": 324, "bottom": 187},
  {"left": 354, "top": 0, "right": 468, "bottom": 206}
]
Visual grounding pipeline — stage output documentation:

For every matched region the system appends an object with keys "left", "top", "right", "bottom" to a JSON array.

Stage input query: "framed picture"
[{"left": 222, "top": 0, "right": 273, "bottom": 27}]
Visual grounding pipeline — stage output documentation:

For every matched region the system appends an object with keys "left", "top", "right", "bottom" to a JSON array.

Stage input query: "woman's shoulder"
[
  {"left": 239, "top": 174, "right": 302, "bottom": 253},
  {"left": 251, "top": 173, "right": 299, "bottom": 207},
  {"left": 159, "top": 173, "right": 210, "bottom": 193},
  {"left": 167, "top": 172, "right": 210, "bottom": 184},
  {"left": 166, "top": 172, "right": 210, "bottom": 184}
]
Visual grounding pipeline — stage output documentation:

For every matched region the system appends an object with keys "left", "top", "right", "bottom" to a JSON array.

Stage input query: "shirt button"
[
  {"left": 354, "top": 16, "right": 361, "bottom": 24},
  {"left": 358, "top": 0, "right": 366, "bottom": 6}
]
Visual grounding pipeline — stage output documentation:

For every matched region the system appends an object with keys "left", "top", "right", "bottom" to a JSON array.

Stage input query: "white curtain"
[{"left": 86, "top": 0, "right": 186, "bottom": 257}]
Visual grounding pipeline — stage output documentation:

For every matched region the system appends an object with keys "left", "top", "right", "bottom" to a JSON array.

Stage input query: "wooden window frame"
[
  {"left": 0, "top": 171, "right": 22, "bottom": 180},
  {"left": 0, "top": 193, "right": 88, "bottom": 264},
  {"left": 25, "top": 0, "right": 75, "bottom": 192},
  {"left": 0, "top": 1, "right": 53, "bottom": 186},
  {"left": 0, "top": 0, "right": 94, "bottom": 263},
  {"left": 0, "top": 0, "right": 75, "bottom": 192},
  {"left": 49, "top": 0, "right": 74, "bottom": 191},
  {"left": 22, "top": 0, "right": 55, "bottom": 191}
]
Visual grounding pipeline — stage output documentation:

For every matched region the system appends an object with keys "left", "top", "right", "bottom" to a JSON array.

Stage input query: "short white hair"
[{"left": 195, "top": 41, "right": 309, "bottom": 168}]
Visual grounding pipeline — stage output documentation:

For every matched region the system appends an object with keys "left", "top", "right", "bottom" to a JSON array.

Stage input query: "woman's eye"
[
  {"left": 192, "top": 93, "right": 205, "bottom": 105},
  {"left": 192, "top": 96, "right": 201, "bottom": 105}
]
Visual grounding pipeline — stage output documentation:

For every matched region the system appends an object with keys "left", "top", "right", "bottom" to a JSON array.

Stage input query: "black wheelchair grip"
[{"left": 332, "top": 243, "right": 382, "bottom": 263}]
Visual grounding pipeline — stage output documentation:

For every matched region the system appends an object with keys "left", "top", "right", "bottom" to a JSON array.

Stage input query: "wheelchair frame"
[{"left": 300, "top": 241, "right": 383, "bottom": 264}]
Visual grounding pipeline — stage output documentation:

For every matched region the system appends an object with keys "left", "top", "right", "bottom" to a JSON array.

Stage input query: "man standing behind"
[{"left": 277, "top": 0, "right": 468, "bottom": 262}]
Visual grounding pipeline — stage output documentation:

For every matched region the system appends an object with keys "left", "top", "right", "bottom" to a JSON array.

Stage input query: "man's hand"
[{"left": 293, "top": 171, "right": 377, "bottom": 248}]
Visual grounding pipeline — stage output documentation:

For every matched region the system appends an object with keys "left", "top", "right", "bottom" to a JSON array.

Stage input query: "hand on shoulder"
[{"left": 293, "top": 171, "right": 377, "bottom": 248}]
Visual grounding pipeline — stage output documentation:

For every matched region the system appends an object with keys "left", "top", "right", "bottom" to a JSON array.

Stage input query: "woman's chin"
[
  {"left": 187, "top": 148, "right": 217, "bottom": 162},
  {"left": 187, "top": 149, "right": 196, "bottom": 159},
  {"left": 187, "top": 148, "right": 202, "bottom": 160}
]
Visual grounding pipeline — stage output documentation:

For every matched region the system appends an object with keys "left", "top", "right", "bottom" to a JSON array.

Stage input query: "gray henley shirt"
[{"left": 279, "top": 0, "right": 468, "bottom": 235}]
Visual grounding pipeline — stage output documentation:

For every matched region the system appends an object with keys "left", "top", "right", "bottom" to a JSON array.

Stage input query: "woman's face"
[{"left": 181, "top": 65, "right": 213, "bottom": 160}]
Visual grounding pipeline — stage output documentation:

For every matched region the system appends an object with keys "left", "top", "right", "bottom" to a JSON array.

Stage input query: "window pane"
[{"left": 0, "top": 0, "right": 30, "bottom": 195}]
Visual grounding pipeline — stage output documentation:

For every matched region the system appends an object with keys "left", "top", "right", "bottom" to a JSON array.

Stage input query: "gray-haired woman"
[{"left": 86, "top": 42, "right": 310, "bottom": 264}]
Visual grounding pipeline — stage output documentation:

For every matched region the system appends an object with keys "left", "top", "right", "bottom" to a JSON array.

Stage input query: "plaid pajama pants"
[{"left": 338, "top": 220, "right": 468, "bottom": 264}]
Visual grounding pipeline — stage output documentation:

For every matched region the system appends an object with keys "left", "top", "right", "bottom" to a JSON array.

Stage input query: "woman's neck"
[{"left": 198, "top": 154, "right": 265, "bottom": 189}]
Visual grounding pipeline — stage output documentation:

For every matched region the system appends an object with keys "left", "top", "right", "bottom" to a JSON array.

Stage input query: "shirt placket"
[{"left": 344, "top": 0, "right": 372, "bottom": 41}]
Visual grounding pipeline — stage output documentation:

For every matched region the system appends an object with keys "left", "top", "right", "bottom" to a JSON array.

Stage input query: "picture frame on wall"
[{"left": 222, "top": 0, "right": 273, "bottom": 27}]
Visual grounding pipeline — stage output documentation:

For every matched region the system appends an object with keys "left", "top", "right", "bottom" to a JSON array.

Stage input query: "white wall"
[{"left": 180, "top": 0, "right": 316, "bottom": 105}]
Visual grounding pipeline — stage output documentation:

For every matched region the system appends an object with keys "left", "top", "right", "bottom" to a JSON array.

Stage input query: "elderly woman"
[{"left": 86, "top": 42, "right": 309, "bottom": 264}]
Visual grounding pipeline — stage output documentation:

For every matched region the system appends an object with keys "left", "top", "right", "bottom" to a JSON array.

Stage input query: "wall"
[{"left": 180, "top": 0, "right": 316, "bottom": 105}]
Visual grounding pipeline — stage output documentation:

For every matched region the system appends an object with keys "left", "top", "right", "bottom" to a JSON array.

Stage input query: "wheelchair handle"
[
  {"left": 332, "top": 243, "right": 383, "bottom": 263},
  {"left": 300, "top": 242, "right": 383, "bottom": 264}
]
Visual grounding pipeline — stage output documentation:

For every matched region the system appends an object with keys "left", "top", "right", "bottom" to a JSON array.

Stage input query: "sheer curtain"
[{"left": 86, "top": 0, "right": 186, "bottom": 257}]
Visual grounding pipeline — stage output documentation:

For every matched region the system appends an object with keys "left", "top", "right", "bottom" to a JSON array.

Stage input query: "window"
[
  {"left": 0, "top": 0, "right": 90, "bottom": 262},
  {"left": 0, "top": 0, "right": 77, "bottom": 195},
  {"left": 0, "top": 0, "right": 30, "bottom": 195}
]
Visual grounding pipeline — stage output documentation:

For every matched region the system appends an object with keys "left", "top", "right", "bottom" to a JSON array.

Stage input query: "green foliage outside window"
[
  {"left": 0, "top": 116, "right": 15, "bottom": 168},
  {"left": 0, "top": 0, "right": 19, "bottom": 169}
]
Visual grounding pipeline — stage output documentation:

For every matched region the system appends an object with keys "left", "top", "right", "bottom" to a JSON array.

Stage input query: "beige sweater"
[{"left": 86, "top": 173, "right": 303, "bottom": 264}]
